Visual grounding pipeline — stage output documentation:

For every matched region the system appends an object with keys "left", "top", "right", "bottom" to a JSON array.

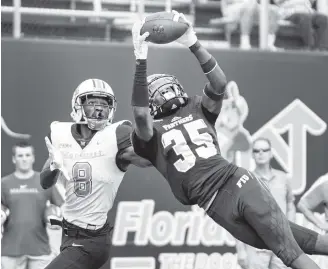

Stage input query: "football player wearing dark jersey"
[{"left": 130, "top": 11, "right": 328, "bottom": 269}]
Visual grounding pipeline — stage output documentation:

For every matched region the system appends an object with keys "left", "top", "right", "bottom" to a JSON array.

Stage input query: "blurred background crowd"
[{"left": 1, "top": 0, "right": 328, "bottom": 51}]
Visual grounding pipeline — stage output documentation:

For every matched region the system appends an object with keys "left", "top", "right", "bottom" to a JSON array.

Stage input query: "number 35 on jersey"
[{"left": 161, "top": 119, "right": 218, "bottom": 173}]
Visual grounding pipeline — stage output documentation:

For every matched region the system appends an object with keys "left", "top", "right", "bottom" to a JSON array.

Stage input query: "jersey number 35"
[{"left": 161, "top": 119, "right": 217, "bottom": 173}]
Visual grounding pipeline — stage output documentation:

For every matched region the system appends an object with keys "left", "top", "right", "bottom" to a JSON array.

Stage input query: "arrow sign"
[{"left": 252, "top": 99, "right": 326, "bottom": 194}]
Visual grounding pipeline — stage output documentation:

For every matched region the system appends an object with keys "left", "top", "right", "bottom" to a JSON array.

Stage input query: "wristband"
[{"left": 189, "top": 40, "right": 201, "bottom": 53}]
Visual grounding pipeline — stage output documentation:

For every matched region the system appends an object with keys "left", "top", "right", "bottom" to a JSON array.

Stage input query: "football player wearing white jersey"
[{"left": 40, "top": 78, "right": 151, "bottom": 269}]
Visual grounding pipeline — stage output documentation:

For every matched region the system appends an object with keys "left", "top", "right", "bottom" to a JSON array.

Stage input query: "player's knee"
[{"left": 288, "top": 221, "right": 319, "bottom": 255}]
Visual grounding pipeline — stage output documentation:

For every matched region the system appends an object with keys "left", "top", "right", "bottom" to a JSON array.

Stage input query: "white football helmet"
[{"left": 71, "top": 79, "right": 117, "bottom": 130}]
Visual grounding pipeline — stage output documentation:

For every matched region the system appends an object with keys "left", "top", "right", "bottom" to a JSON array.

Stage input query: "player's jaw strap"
[{"left": 131, "top": 59, "right": 149, "bottom": 107}]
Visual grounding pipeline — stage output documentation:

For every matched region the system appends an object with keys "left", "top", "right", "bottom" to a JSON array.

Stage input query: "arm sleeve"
[{"left": 131, "top": 129, "right": 158, "bottom": 162}]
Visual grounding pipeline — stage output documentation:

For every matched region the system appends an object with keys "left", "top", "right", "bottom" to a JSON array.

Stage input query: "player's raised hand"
[
  {"left": 132, "top": 20, "right": 149, "bottom": 60},
  {"left": 45, "top": 136, "right": 69, "bottom": 180},
  {"left": 172, "top": 10, "right": 198, "bottom": 47}
]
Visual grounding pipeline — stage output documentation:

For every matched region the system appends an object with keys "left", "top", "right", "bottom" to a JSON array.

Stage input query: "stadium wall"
[{"left": 2, "top": 39, "right": 328, "bottom": 269}]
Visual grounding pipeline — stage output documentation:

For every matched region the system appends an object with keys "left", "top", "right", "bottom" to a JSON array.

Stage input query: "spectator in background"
[
  {"left": 220, "top": 0, "right": 280, "bottom": 50},
  {"left": 236, "top": 137, "right": 296, "bottom": 269},
  {"left": 297, "top": 173, "right": 328, "bottom": 232},
  {"left": 1, "top": 141, "right": 64, "bottom": 269},
  {"left": 274, "top": 0, "right": 328, "bottom": 50}
]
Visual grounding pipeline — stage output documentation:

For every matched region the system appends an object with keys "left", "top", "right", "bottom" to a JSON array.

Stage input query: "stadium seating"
[{"left": 1, "top": 0, "right": 303, "bottom": 49}]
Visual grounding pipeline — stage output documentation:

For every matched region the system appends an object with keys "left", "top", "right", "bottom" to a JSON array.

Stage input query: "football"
[{"left": 140, "top": 12, "right": 189, "bottom": 44}]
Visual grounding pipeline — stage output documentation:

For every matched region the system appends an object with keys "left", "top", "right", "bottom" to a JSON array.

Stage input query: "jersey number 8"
[
  {"left": 72, "top": 162, "right": 92, "bottom": 197},
  {"left": 161, "top": 119, "right": 217, "bottom": 173}
]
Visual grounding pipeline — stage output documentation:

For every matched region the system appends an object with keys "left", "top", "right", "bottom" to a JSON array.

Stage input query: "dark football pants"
[
  {"left": 206, "top": 167, "right": 318, "bottom": 267},
  {"left": 45, "top": 219, "right": 112, "bottom": 269}
]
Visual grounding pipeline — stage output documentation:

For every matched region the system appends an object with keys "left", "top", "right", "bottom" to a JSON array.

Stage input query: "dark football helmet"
[{"left": 147, "top": 74, "right": 188, "bottom": 118}]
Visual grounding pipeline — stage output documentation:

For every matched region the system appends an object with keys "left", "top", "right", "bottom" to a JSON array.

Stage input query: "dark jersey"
[{"left": 132, "top": 96, "right": 237, "bottom": 206}]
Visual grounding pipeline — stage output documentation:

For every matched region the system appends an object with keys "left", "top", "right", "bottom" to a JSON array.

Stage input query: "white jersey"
[{"left": 50, "top": 120, "right": 131, "bottom": 228}]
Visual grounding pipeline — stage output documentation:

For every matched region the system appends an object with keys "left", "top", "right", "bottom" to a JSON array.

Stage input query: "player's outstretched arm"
[
  {"left": 132, "top": 58, "right": 153, "bottom": 142},
  {"left": 131, "top": 21, "right": 153, "bottom": 142},
  {"left": 115, "top": 123, "right": 152, "bottom": 170},
  {"left": 174, "top": 11, "right": 227, "bottom": 115},
  {"left": 40, "top": 157, "right": 61, "bottom": 189},
  {"left": 120, "top": 146, "right": 152, "bottom": 168},
  {"left": 191, "top": 41, "right": 227, "bottom": 114},
  {"left": 40, "top": 136, "right": 69, "bottom": 189}
]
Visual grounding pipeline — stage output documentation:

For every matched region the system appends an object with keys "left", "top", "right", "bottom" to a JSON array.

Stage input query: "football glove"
[
  {"left": 172, "top": 10, "right": 198, "bottom": 48},
  {"left": 132, "top": 20, "right": 150, "bottom": 60},
  {"left": 45, "top": 136, "right": 69, "bottom": 180}
]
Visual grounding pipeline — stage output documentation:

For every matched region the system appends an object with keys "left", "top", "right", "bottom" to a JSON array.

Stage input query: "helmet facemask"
[
  {"left": 148, "top": 75, "right": 188, "bottom": 119},
  {"left": 73, "top": 93, "right": 116, "bottom": 131}
]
